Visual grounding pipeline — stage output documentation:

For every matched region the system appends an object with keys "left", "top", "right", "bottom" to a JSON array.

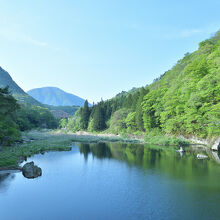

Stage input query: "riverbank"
[
  {"left": 0, "top": 130, "right": 73, "bottom": 170},
  {"left": 54, "top": 130, "right": 143, "bottom": 143},
  {"left": 62, "top": 130, "right": 219, "bottom": 149},
  {"left": 0, "top": 130, "right": 143, "bottom": 170},
  {"left": 0, "top": 129, "right": 210, "bottom": 170},
  {"left": 56, "top": 129, "right": 191, "bottom": 147}
]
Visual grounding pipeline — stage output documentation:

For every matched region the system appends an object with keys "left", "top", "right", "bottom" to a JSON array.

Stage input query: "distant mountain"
[
  {"left": 0, "top": 67, "right": 41, "bottom": 105},
  {"left": 27, "top": 87, "right": 87, "bottom": 107}
]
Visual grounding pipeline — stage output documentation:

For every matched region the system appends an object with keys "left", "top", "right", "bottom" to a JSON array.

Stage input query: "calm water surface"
[{"left": 1, "top": 142, "right": 220, "bottom": 220}]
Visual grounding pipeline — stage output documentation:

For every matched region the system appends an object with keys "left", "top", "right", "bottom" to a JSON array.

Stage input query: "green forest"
[
  {"left": 0, "top": 87, "right": 58, "bottom": 146},
  {"left": 62, "top": 31, "right": 220, "bottom": 139}
]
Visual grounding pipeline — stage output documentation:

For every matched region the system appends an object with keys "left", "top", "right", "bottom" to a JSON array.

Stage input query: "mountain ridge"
[
  {"left": 27, "top": 87, "right": 88, "bottom": 107},
  {"left": 0, "top": 67, "right": 41, "bottom": 105}
]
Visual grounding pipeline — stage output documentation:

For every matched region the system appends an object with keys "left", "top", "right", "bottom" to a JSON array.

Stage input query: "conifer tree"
[
  {"left": 81, "top": 100, "right": 90, "bottom": 130},
  {"left": 93, "top": 104, "right": 105, "bottom": 131}
]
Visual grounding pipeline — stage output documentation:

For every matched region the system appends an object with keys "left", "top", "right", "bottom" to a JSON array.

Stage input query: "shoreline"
[
  {"left": 61, "top": 130, "right": 218, "bottom": 149},
  {"left": 0, "top": 130, "right": 216, "bottom": 172},
  {"left": 55, "top": 130, "right": 199, "bottom": 147}
]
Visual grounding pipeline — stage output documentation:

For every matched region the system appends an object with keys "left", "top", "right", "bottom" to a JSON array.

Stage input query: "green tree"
[
  {"left": 0, "top": 87, "right": 21, "bottom": 145},
  {"left": 81, "top": 100, "right": 90, "bottom": 130},
  {"left": 135, "top": 87, "right": 149, "bottom": 131},
  {"left": 93, "top": 105, "right": 106, "bottom": 131}
]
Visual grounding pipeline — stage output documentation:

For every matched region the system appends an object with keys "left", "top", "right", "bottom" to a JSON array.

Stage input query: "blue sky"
[{"left": 0, "top": 0, "right": 220, "bottom": 103}]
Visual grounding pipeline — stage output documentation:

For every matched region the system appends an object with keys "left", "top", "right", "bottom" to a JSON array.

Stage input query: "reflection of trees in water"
[
  {"left": 0, "top": 173, "right": 15, "bottom": 193},
  {"left": 79, "top": 143, "right": 90, "bottom": 161},
  {"left": 79, "top": 143, "right": 112, "bottom": 160},
  {"left": 79, "top": 142, "right": 220, "bottom": 187},
  {"left": 90, "top": 143, "right": 112, "bottom": 159}
]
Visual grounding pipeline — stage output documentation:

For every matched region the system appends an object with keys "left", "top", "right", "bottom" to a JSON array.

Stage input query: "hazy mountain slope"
[
  {"left": 28, "top": 87, "right": 87, "bottom": 107},
  {"left": 0, "top": 67, "right": 41, "bottom": 105}
]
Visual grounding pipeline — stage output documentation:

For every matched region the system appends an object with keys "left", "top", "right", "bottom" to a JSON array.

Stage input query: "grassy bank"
[
  {"left": 0, "top": 130, "right": 73, "bottom": 169},
  {"left": 58, "top": 130, "right": 191, "bottom": 147},
  {"left": 0, "top": 130, "right": 142, "bottom": 170},
  {"left": 144, "top": 135, "right": 190, "bottom": 146},
  {"left": 0, "top": 130, "right": 192, "bottom": 170},
  {"left": 54, "top": 130, "right": 142, "bottom": 143}
]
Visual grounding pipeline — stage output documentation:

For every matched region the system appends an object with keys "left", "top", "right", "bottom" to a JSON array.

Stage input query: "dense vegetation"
[
  {"left": 0, "top": 87, "right": 21, "bottom": 145},
  {"left": 15, "top": 105, "right": 58, "bottom": 131},
  {"left": 45, "top": 105, "right": 79, "bottom": 116},
  {"left": 0, "top": 87, "right": 58, "bottom": 146},
  {"left": 62, "top": 31, "right": 220, "bottom": 139}
]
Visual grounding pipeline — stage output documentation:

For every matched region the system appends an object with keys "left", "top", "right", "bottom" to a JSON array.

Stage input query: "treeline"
[
  {"left": 0, "top": 87, "right": 58, "bottom": 145},
  {"left": 61, "top": 31, "right": 220, "bottom": 138},
  {"left": 60, "top": 87, "right": 149, "bottom": 134}
]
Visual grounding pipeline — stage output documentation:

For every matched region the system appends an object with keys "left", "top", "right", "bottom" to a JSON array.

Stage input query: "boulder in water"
[
  {"left": 212, "top": 138, "right": 220, "bottom": 151},
  {"left": 177, "top": 147, "right": 185, "bottom": 152},
  {"left": 197, "top": 154, "right": 208, "bottom": 159},
  {"left": 22, "top": 162, "right": 42, "bottom": 179}
]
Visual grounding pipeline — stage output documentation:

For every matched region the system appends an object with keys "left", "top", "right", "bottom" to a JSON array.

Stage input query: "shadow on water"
[{"left": 79, "top": 142, "right": 220, "bottom": 191}]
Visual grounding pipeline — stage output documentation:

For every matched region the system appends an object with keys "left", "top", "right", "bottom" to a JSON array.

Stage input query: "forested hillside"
[
  {"left": 0, "top": 87, "right": 58, "bottom": 145},
  {"left": 0, "top": 68, "right": 59, "bottom": 145},
  {"left": 63, "top": 31, "right": 220, "bottom": 139},
  {"left": 0, "top": 87, "right": 21, "bottom": 145}
]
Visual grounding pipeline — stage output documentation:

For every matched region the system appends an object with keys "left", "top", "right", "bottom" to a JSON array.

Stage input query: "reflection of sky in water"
[{"left": 0, "top": 143, "right": 220, "bottom": 220}]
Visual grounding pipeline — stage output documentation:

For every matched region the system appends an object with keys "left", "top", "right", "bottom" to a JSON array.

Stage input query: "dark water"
[{"left": 1, "top": 142, "right": 220, "bottom": 220}]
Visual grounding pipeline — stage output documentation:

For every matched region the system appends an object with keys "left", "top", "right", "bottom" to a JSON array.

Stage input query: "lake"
[{"left": 1, "top": 142, "right": 220, "bottom": 220}]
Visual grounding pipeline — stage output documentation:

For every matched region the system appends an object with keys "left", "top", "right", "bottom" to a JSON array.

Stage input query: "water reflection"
[
  {"left": 0, "top": 143, "right": 220, "bottom": 220},
  {"left": 79, "top": 142, "right": 220, "bottom": 189},
  {"left": 79, "top": 142, "right": 112, "bottom": 160},
  {"left": 0, "top": 173, "right": 15, "bottom": 193}
]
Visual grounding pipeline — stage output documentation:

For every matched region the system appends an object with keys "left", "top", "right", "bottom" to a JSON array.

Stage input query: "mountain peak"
[{"left": 27, "top": 87, "right": 88, "bottom": 107}]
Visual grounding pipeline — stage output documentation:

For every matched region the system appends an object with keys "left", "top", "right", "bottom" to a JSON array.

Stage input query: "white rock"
[
  {"left": 211, "top": 137, "right": 220, "bottom": 151},
  {"left": 197, "top": 154, "right": 208, "bottom": 159}
]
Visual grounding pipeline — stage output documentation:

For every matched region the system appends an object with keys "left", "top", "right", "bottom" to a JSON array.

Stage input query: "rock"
[
  {"left": 22, "top": 162, "right": 42, "bottom": 179},
  {"left": 197, "top": 154, "right": 208, "bottom": 159},
  {"left": 176, "top": 147, "right": 185, "bottom": 157},
  {"left": 211, "top": 138, "right": 220, "bottom": 151},
  {"left": 177, "top": 147, "right": 185, "bottom": 152},
  {"left": 212, "top": 151, "right": 220, "bottom": 164}
]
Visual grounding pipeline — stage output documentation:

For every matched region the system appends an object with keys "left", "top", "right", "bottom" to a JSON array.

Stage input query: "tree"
[
  {"left": 93, "top": 105, "right": 105, "bottom": 131},
  {"left": 135, "top": 87, "right": 149, "bottom": 131},
  {"left": 81, "top": 100, "right": 90, "bottom": 130},
  {"left": 0, "top": 87, "right": 21, "bottom": 145}
]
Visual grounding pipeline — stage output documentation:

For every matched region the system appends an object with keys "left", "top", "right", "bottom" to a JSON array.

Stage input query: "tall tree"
[
  {"left": 93, "top": 105, "right": 105, "bottom": 131},
  {"left": 81, "top": 100, "right": 90, "bottom": 130},
  {"left": 135, "top": 87, "right": 149, "bottom": 131}
]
